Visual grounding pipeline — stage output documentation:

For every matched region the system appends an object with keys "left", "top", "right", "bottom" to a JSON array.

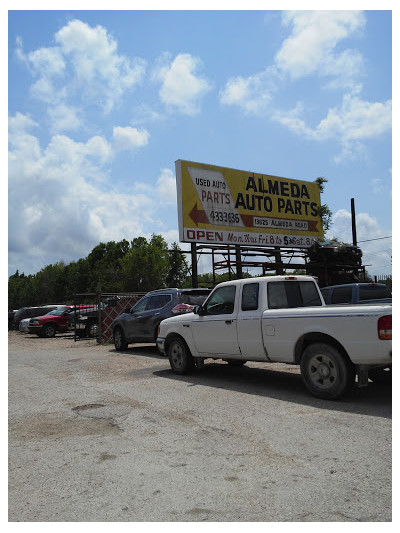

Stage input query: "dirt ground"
[{"left": 8, "top": 331, "right": 392, "bottom": 522}]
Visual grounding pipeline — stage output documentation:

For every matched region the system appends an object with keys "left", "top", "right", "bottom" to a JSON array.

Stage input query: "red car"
[{"left": 27, "top": 305, "right": 95, "bottom": 338}]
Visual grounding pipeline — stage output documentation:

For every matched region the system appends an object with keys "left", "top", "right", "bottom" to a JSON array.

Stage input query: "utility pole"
[{"left": 351, "top": 198, "right": 357, "bottom": 246}]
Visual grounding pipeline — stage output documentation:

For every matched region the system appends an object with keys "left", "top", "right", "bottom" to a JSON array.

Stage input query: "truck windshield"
[{"left": 267, "top": 281, "right": 322, "bottom": 309}]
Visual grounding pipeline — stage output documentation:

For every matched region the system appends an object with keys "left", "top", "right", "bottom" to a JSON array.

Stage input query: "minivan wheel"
[
  {"left": 43, "top": 324, "right": 56, "bottom": 338},
  {"left": 114, "top": 327, "right": 128, "bottom": 351}
]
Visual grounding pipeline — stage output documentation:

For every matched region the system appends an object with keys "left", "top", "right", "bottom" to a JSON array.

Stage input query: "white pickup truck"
[{"left": 156, "top": 275, "right": 392, "bottom": 399}]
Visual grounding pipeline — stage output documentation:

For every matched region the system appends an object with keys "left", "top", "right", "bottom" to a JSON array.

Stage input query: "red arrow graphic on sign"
[{"left": 189, "top": 202, "right": 209, "bottom": 226}]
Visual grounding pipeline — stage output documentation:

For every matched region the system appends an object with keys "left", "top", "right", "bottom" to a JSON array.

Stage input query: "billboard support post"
[
  {"left": 191, "top": 243, "right": 198, "bottom": 288},
  {"left": 235, "top": 245, "right": 243, "bottom": 279}
]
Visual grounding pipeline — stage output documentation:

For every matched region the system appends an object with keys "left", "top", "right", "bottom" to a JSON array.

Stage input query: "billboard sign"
[{"left": 176, "top": 160, "right": 323, "bottom": 248}]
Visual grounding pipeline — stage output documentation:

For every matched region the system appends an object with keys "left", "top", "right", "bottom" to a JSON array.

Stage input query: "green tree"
[
  {"left": 166, "top": 242, "right": 189, "bottom": 288},
  {"left": 120, "top": 235, "right": 170, "bottom": 292},
  {"left": 314, "top": 177, "right": 333, "bottom": 234},
  {"left": 87, "top": 239, "right": 130, "bottom": 291}
]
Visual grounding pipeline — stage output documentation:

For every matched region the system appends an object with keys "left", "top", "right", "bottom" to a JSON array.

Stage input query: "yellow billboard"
[{"left": 176, "top": 160, "right": 323, "bottom": 248}]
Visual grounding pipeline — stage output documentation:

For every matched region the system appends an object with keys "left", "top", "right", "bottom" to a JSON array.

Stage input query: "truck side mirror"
[{"left": 194, "top": 305, "right": 206, "bottom": 316}]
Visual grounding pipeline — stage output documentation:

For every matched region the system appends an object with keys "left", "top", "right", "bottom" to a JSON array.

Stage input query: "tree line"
[{"left": 8, "top": 235, "right": 190, "bottom": 311}]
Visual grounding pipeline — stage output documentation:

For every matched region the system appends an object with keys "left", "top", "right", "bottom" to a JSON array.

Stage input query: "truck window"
[
  {"left": 359, "top": 285, "right": 391, "bottom": 301},
  {"left": 204, "top": 285, "right": 236, "bottom": 315},
  {"left": 267, "top": 281, "right": 322, "bottom": 309},
  {"left": 331, "top": 286, "right": 352, "bottom": 304},
  {"left": 241, "top": 283, "right": 259, "bottom": 311}
]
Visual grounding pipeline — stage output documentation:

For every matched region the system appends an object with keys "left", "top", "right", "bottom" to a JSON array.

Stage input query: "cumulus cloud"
[
  {"left": 153, "top": 53, "right": 212, "bottom": 115},
  {"left": 16, "top": 19, "right": 146, "bottom": 116},
  {"left": 327, "top": 209, "right": 392, "bottom": 276},
  {"left": 8, "top": 113, "right": 154, "bottom": 275},
  {"left": 220, "top": 10, "right": 365, "bottom": 116},
  {"left": 276, "top": 11, "right": 366, "bottom": 83},
  {"left": 47, "top": 104, "right": 81, "bottom": 133},
  {"left": 272, "top": 94, "right": 392, "bottom": 162},
  {"left": 220, "top": 67, "right": 277, "bottom": 115},
  {"left": 112, "top": 126, "right": 150, "bottom": 152},
  {"left": 156, "top": 168, "right": 177, "bottom": 205},
  {"left": 218, "top": 10, "right": 390, "bottom": 161}
]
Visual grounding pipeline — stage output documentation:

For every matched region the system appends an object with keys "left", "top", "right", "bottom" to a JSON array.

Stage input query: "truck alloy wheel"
[
  {"left": 300, "top": 343, "right": 355, "bottom": 400},
  {"left": 168, "top": 337, "right": 195, "bottom": 374}
]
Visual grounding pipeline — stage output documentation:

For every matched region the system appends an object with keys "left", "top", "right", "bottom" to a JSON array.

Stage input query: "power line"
[{"left": 358, "top": 236, "right": 392, "bottom": 243}]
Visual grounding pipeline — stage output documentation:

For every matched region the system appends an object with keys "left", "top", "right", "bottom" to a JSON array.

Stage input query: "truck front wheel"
[
  {"left": 300, "top": 343, "right": 355, "bottom": 400},
  {"left": 168, "top": 337, "right": 195, "bottom": 374}
]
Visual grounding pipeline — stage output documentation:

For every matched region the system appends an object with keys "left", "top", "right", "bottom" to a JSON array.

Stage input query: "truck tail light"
[
  {"left": 378, "top": 315, "right": 392, "bottom": 340},
  {"left": 172, "top": 303, "right": 195, "bottom": 314}
]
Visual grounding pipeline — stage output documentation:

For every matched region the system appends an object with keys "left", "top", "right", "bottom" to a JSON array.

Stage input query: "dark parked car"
[
  {"left": 11, "top": 305, "right": 59, "bottom": 330},
  {"left": 320, "top": 283, "right": 392, "bottom": 305},
  {"left": 113, "top": 288, "right": 211, "bottom": 351}
]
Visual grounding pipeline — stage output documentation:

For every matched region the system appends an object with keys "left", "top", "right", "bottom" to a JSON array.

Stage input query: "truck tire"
[
  {"left": 168, "top": 337, "right": 195, "bottom": 374},
  {"left": 300, "top": 343, "right": 355, "bottom": 400},
  {"left": 114, "top": 327, "right": 128, "bottom": 351},
  {"left": 369, "top": 367, "right": 392, "bottom": 386},
  {"left": 43, "top": 324, "right": 57, "bottom": 338}
]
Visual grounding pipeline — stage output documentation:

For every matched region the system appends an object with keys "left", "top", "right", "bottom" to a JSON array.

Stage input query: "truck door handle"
[{"left": 225, "top": 320, "right": 233, "bottom": 324}]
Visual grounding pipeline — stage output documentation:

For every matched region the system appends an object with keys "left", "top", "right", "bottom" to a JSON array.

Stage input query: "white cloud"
[
  {"left": 156, "top": 168, "right": 177, "bottom": 205},
  {"left": 219, "top": 10, "right": 366, "bottom": 116},
  {"left": 8, "top": 113, "right": 156, "bottom": 275},
  {"left": 276, "top": 11, "right": 366, "bottom": 83},
  {"left": 112, "top": 126, "right": 150, "bottom": 151},
  {"left": 218, "top": 10, "right": 388, "bottom": 161},
  {"left": 219, "top": 67, "right": 276, "bottom": 114},
  {"left": 154, "top": 53, "right": 211, "bottom": 115},
  {"left": 47, "top": 104, "right": 81, "bottom": 133},
  {"left": 16, "top": 19, "right": 146, "bottom": 116},
  {"left": 327, "top": 209, "right": 392, "bottom": 276},
  {"left": 272, "top": 94, "right": 392, "bottom": 162},
  {"left": 54, "top": 19, "right": 146, "bottom": 113}
]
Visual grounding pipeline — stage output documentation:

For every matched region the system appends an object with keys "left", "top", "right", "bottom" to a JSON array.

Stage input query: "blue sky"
[{"left": 8, "top": 7, "right": 393, "bottom": 278}]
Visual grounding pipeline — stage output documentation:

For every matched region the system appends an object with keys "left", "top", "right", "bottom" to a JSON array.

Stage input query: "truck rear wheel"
[
  {"left": 300, "top": 343, "right": 355, "bottom": 400},
  {"left": 168, "top": 337, "right": 195, "bottom": 374}
]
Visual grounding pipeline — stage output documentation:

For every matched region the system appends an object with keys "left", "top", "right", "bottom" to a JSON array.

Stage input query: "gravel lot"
[{"left": 8, "top": 330, "right": 392, "bottom": 522}]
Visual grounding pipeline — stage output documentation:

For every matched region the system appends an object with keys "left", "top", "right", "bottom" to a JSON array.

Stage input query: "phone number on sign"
[{"left": 210, "top": 211, "right": 240, "bottom": 224}]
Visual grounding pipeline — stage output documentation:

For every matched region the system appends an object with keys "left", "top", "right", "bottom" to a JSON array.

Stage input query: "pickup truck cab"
[{"left": 157, "top": 276, "right": 392, "bottom": 400}]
